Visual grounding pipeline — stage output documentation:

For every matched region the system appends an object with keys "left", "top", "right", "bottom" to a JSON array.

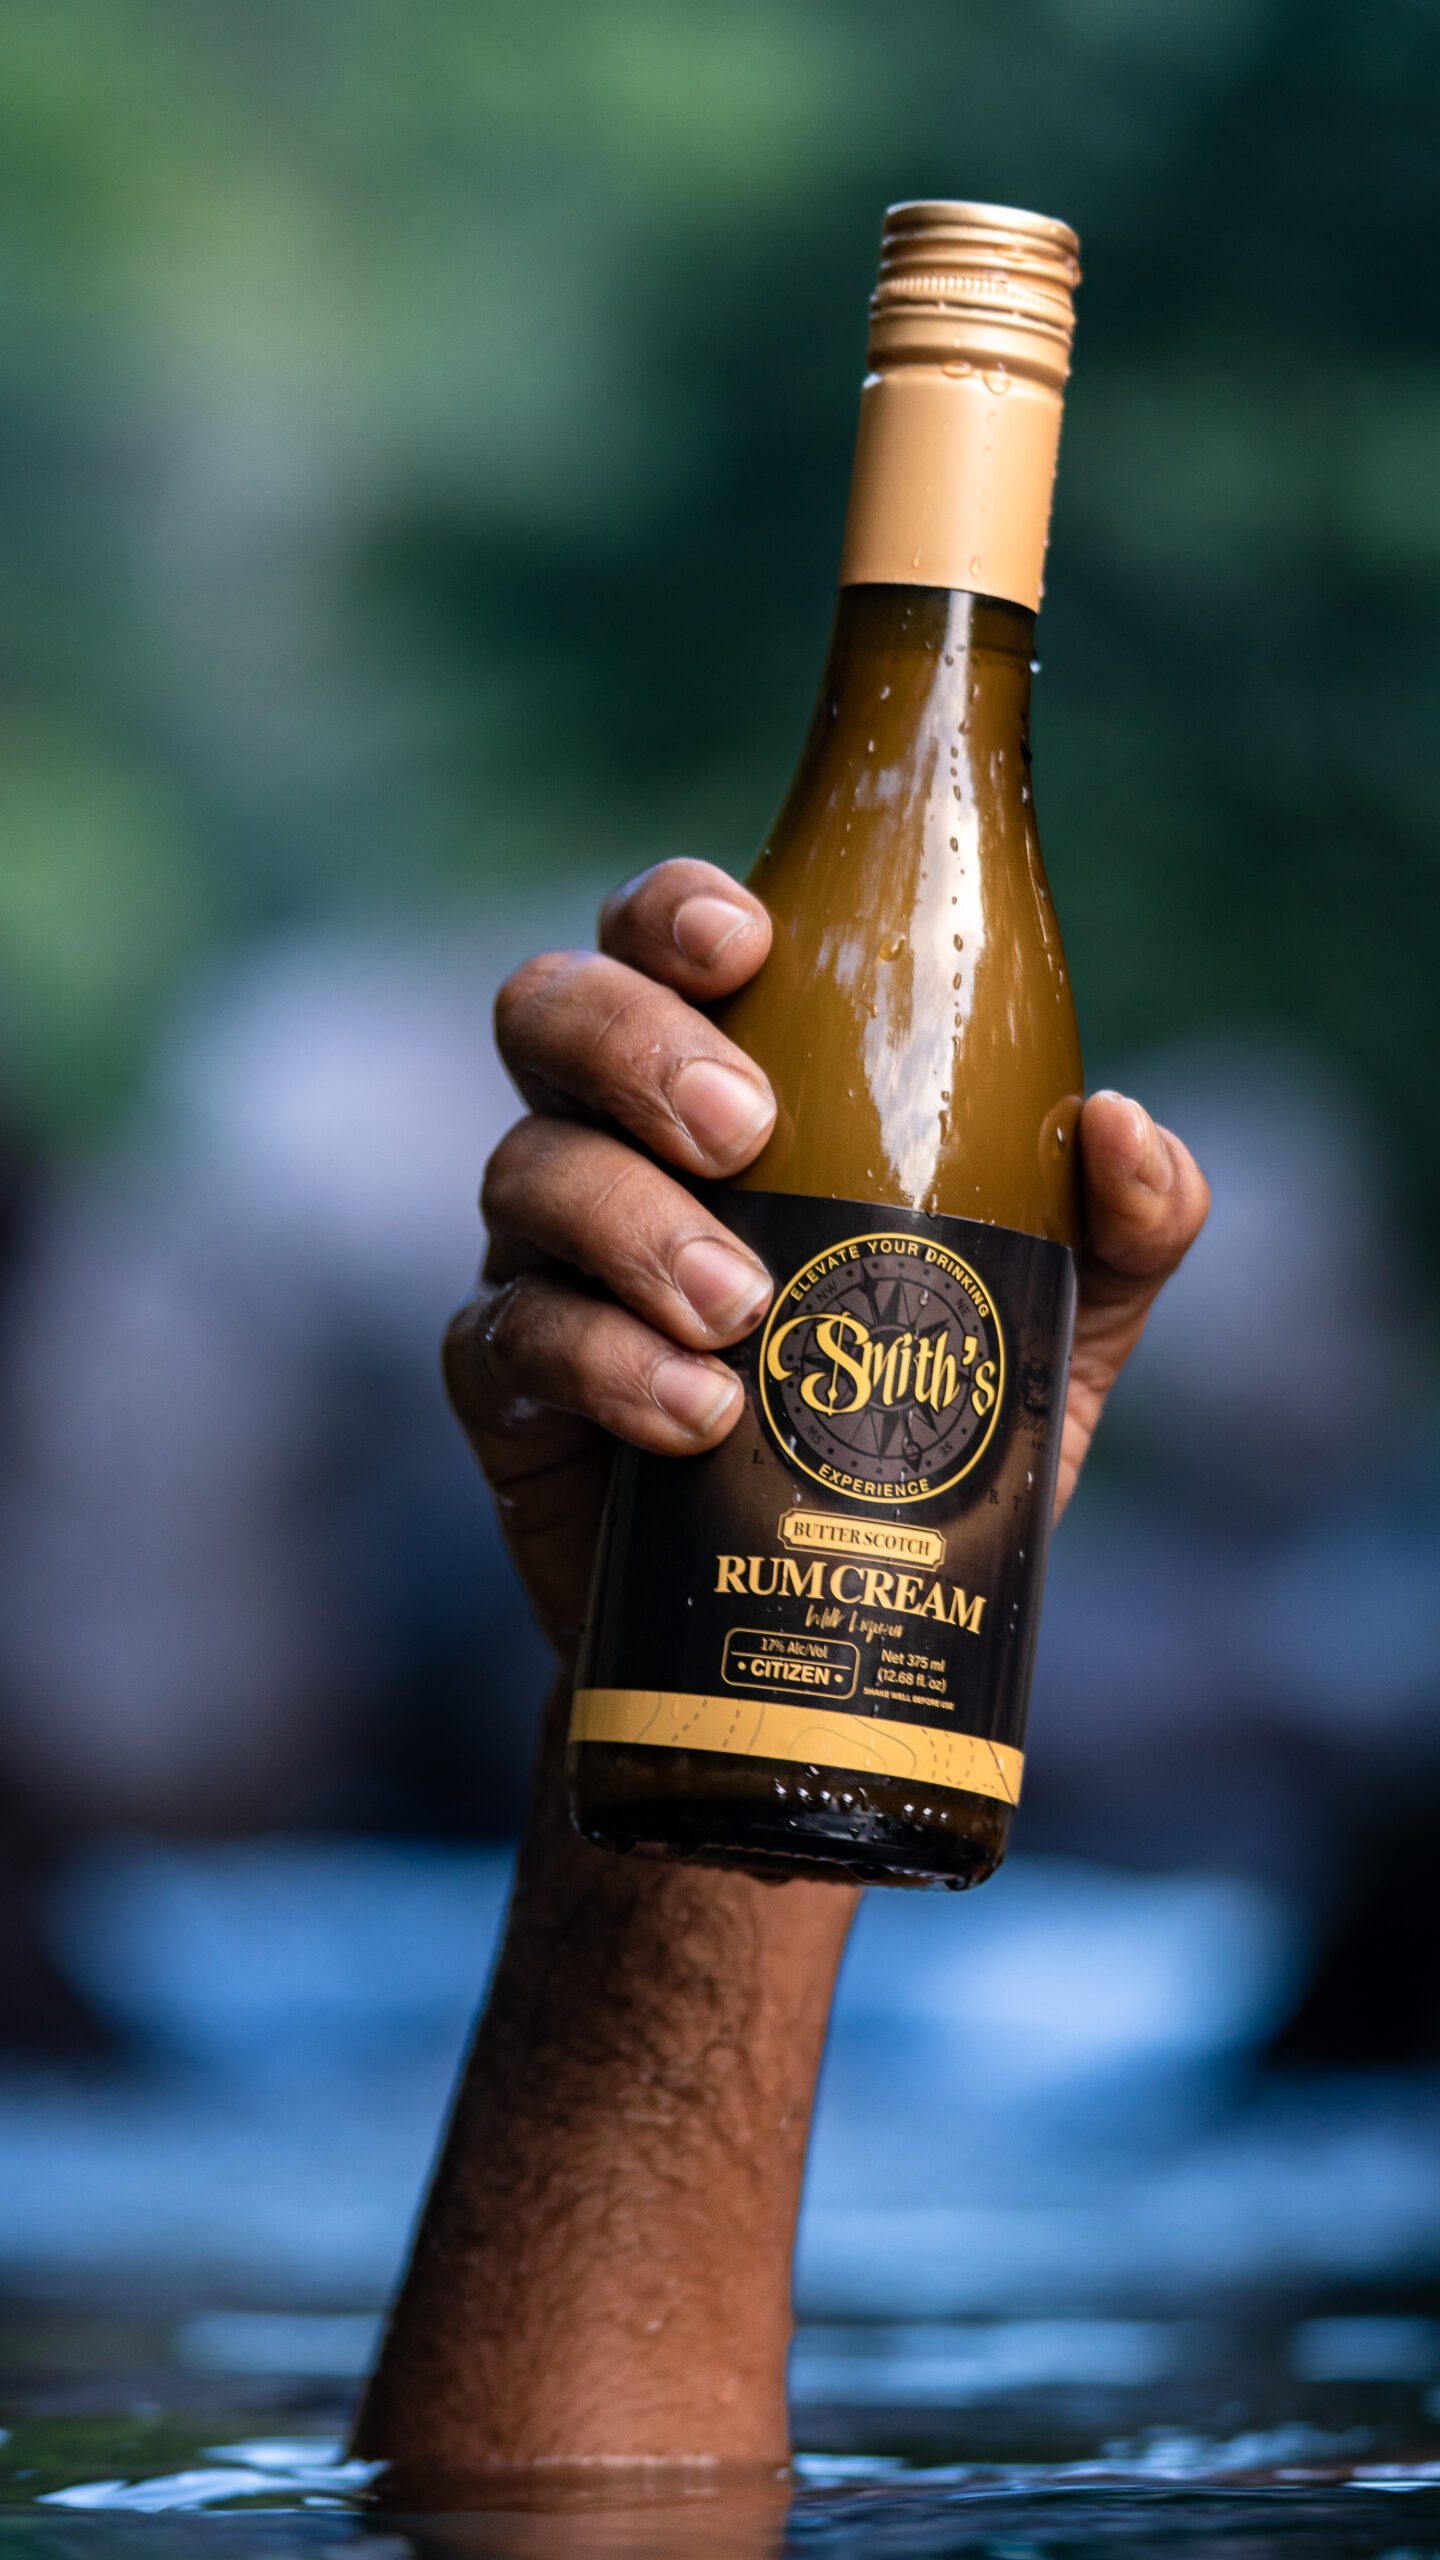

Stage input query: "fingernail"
[
  {"left": 653, "top": 1355, "right": 740, "bottom": 1437},
  {"left": 675, "top": 1237, "right": 772, "bottom": 1333},
  {"left": 673, "top": 1058, "right": 774, "bottom": 1164},
  {"left": 674, "top": 894, "right": 752, "bottom": 967}
]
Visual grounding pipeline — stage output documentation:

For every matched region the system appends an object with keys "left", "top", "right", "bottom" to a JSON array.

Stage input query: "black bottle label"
[{"left": 571, "top": 1191, "right": 1076, "bottom": 1806}]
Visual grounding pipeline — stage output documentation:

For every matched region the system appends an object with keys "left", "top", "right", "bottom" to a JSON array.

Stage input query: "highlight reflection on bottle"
[{"left": 570, "top": 202, "right": 1084, "bottom": 1888}]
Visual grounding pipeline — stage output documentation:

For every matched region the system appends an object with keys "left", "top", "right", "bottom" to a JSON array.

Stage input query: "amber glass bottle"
[{"left": 570, "top": 202, "right": 1084, "bottom": 1887}]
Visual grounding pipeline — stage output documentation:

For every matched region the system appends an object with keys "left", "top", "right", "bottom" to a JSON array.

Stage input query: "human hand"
[{"left": 446, "top": 859, "right": 1209, "bottom": 1660}]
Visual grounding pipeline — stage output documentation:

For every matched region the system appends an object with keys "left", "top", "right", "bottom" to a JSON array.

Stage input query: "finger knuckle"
[
  {"left": 616, "top": 1239, "right": 684, "bottom": 1322},
  {"left": 598, "top": 1338, "right": 670, "bottom": 1439},
  {"left": 528, "top": 1298, "right": 644, "bottom": 1438},
  {"left": 586, "top": 981, "right": 672, "bottom": 1095},
  {"left": 586, "top": 1150, "right": 665, "bottom": 1256},
  {"left": 573, "top": 1156, "right": 688, "bottom": 1317}
]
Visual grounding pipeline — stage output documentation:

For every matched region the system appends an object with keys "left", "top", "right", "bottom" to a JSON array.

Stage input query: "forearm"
[{"left": 356, "top": 1680, "right": 857, "bottom": 2472}]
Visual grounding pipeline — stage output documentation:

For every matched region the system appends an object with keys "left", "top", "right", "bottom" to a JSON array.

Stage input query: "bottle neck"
[{"left": 789, "top": 584, "right": 1036, "bottom": 823}]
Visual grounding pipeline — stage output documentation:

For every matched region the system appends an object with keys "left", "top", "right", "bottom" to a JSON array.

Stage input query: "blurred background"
[{"left": 1, "top": 0, "right": 1439, "bottom": 2470}]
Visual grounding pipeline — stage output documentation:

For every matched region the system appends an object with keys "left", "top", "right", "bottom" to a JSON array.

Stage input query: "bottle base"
[{"left": 567, "top": 1742, "right": 1012, "bottom": 1891}]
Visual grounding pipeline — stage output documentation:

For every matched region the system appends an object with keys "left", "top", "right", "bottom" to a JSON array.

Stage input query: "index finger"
[{"left": 599, "top": 858, "right": 772, "bottom": 1002}]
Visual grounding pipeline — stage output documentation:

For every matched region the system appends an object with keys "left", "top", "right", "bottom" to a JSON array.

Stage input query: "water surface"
[{"left": 6, "top": 1843, "right": 1440, "bottom": 2554}]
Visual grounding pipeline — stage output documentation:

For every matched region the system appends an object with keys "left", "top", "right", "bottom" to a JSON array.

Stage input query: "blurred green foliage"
[{"left": 0, "top": 0, "right": 1437, "bottom": 1217}]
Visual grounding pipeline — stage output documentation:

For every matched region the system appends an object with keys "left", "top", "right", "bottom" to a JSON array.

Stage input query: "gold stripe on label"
[
  {"left": 778, "top": 1508, "right": 946, "bottom": 1570},
  {"left": 570, "top": 1688, "right": 1024, "bottom": 1805}
]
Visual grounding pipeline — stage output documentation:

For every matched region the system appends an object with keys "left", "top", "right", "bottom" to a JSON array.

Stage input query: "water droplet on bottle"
[
  {"left": 949, "top": 836, "right": 959, "bottom": 852},
  {"left": 867, "top": 737, "right": 876, "bottom": 753},
  {"left": 880, "top": 932, "right": 904, "bottom": 961},
  {"left": 968, "top": 553, "right": 982, "bottom": 577},
  {"left": 985, "top": 362, "right": 1010, "bottom": 395},
  {"left": 953, "top": 932, "right": 964, "bottom": 949},
  {"left": 942, "top": 358, "right": 971, "bottom": 379},
  {"left": 911, "top": 547, "right": 922, "bottom": 570},
  {"left": 879, "top": 683, "right": 891, "bottom": 700},
  {"left": 1055, "top": 1126, "right": 1067, "bottom": 1149}
]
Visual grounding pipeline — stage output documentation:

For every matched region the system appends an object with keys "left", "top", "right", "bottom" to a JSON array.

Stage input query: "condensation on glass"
[{"left": 570, "top": 203, "right": 1085, "bottom": 1887}]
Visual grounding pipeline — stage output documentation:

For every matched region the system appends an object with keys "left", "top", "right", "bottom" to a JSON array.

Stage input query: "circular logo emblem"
[{"left": 758, "top": 1229, "right": 1005, "bottom": 1506}]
